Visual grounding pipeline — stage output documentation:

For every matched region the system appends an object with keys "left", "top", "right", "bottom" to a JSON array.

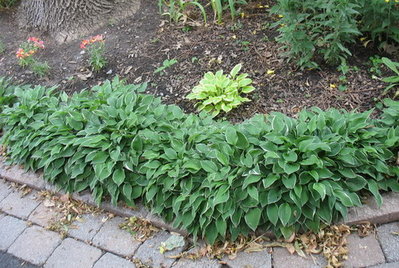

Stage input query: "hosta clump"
[
  {"left": 187, "top": 63, "right": 255, "bottom": 117},
  {"left": 2, "top": 77, "right": 399, "bottom": 245}
]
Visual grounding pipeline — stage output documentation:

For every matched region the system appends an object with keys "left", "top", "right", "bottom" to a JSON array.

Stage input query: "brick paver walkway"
[{"left": 1, "top": 177, "right": 399, "bottom": 268}]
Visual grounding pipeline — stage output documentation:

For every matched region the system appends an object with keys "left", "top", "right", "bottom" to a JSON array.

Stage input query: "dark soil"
[{"left": 0, "top": 1, "right": 397, "bottom": 122}]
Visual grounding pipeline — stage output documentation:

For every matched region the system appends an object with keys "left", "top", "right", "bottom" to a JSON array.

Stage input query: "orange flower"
[
  {"left": 80, "top": 35, "right": 105, "bottom": 49},
  {"left": 16, "top": 48, "right": 25, "bottom": 59}
]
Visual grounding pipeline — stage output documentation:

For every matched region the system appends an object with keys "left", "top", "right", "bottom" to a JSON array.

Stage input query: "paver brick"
[
  {"left": 92, "top": 217, "right": 141, "bottom": 256},
  {"left": 44, "top": 238, "right": 102, "bottom": 268},
  {"left": 272, "top": 247, "right": 327, "bottom": 268},
  {"left": 134, "top": 231, "right": 186, "bottom": 268},
  {"left": 0, "top": 215, "right": 27, "bottom": 250},
  {"left": 0, "top": 178, "right": 12, "bottom": 202},
  {"left": 377, "top": 222, "right": 399, "bottom": 263},
  {"left": 172, "top": 257, "right": 221, "bottom": 268},
  {"left": 368, "top": 262, "right": 399, "bottom": 268},
  {"left": 93, "top": 252, "right": 136, "bottom": 268},
  {"left": 28, "top": 202, "right": 61, "bottom": 227},
  {"left": 344, "top": 234, "right": 385, "bottom": 268},
  {"left": 222, "top": 250, "right": 272, "bottom": 268},
  {"left": 0, "top": 161, "right": 45, "bottom": 190},
  {"left": 7, "top": 226, "right": 62, "bottom": 265},
  {"left": 0, "top": 251, "right": 39, "bottom": 268},
  {"left": 68, "top": 214, "right": 105, "bottom": 241},
  {"left": 0, "top": 190, "right": 40, "bottom": 219},
  {"left": 345, "top": 192, "right": 399, "bottom": 225}
]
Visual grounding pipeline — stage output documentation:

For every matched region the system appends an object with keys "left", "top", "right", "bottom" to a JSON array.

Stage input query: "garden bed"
[
  {"left": 1, "top": 0, "right": 399, "bottom": 248},
  {"left": 0, "top": 1, "right": 397, "bottom": 123}
]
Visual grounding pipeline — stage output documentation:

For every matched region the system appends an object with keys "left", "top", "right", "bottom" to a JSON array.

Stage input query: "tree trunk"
[{"left": 18, "top": 0, "right": 141, "bottom": 42}]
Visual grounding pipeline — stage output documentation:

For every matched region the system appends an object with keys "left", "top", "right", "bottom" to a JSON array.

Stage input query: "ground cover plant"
[{"left": 1, "top": 77, "right": 399, "bottom": 244}]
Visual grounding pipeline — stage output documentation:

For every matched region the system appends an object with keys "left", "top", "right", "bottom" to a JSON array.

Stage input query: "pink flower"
[{"left": 27, "top": 37, "right": 45, "bottom": 49}]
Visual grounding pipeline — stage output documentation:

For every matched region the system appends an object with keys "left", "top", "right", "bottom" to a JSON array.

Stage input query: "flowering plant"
[
  {"left": 16, "top": 37, "right": 45, "bottom": 66},
  {"left": 16, "top": 37, "right": 50, "bottom": 77},
  {"left": 80, "top": 35, "right": 107, "bottom": 71}
]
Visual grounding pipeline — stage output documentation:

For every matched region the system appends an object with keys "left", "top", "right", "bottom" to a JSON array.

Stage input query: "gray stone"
[
  {"left": 272, "top": 247, "right": 327, "bottom": 268},
  {"left": 92, "top": 217, "right": 141, "bottom": 256},
  {"left": 68, "top": 214, "right": 105, "bottom": 241},
  {"left": 28, "top": 202, "right": 61, "bottom": 227},
  {"left": 344, "top": 234, "right": 385, "bottom": 268},
  {"left": 0, "top": 161, "right": 46, "bottom": 190},
  {"left": 7, "top": 226, "right": 62, "bottom": 265},
  {"left": 0, "top": 251, "right": 39, "bottom": 268},
  {"left": 345, "top": 192, "right": 399, "bottom": 225},
  {"left": 377, "top": 222, "right": 399, "bottom": 263},
  {"left": 0, "top": 216, "right": 27, "bottom": 250},
  {"left": 0, "top": 212, "right": 5, "bottom": 221},
  {"left": 0, "top": 190, "right": 40, "bottom": 219},
  {"left": 0, "top": 178, "right": 12, "bottom": 202},
  {"left": 93, "top": 252, "right": 136, "bottom": 268},
  {"left": 222, "top": 250, "right": 272, "bottom": 268},
  {"left": 135, "top": 231, "right": 186, "bottom": 268},
  {"left": 368, "top": 262, "right": 399, "bottom": 268},
  {"left": 172, "top": 258, "right": 221, "bottom": 268},
  {"left": 44, "top": 238, "right": 102, "bottom": 268}
]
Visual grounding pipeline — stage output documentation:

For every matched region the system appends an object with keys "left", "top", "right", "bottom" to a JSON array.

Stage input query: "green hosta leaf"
[
  {"left": 216, "top": 151, "right": 229, "bottom": 165},
  {"left": 112, "top": 168, "right": 125, "bottom": 186},
  {"left": 282, "top": 163, "right": 300, "bottom": 175},
  {"left": 236, "top": 131, "right": 249, "bottom": 149},
  {"left": 247, "top": 186, "right": 259, "bottom": 201},
  {"left": 267, "top": 189, "right": 282, "bottom": 204},
  {"left": 164, "top": 148, "right": 178, "bottom": 160},
  {"left": 278, "top": 203, "right": 291, "bottom": 226},
  {"left": 282, "top": 174, "right": 297, "bottom": 189},
  {"left": 201, "top": 160, "right": 218, "bottom": 173},
  {"left": 243, "top": 174, "right": 262, "bottom": 188},
  {"left": 245, "top": 208, "right": 261, "bottom": 231},
  {"left": 263, "top": 174, "right": 279, "bottom": 188},
  {"left": 368, "top": 180, "right": 383, "bottom": 207},
  {"left": 216, "top": 217, "right": 227, "bottom": 237},
  {"left": 123, "top": 183, "right": 132, "bottom": 201},
  {"left": 205, "top": 223, "right": 218, "bottom": 244},
  {"left": 267, "top": 204, "right": 279, "bottom": 225},
  {"left": 312, "top": 183, "right": 327, "bottom": 200},
  {"left": 345, "top": 176, "right": 367, "bottom": 191},
  {"left": 92, "top": 151, "right": 108, "bottom": 164},
  {"left": 334, "top": 190, "right": 354, "bottom": 207},
  {"left": 225, "top": 127, "right": 238, "bottom": 145},
  {"left": 280, "top": 226, "right": 295, "bottom": 240}
]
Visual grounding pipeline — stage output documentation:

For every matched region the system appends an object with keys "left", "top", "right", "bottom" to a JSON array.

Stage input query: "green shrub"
[
  {"left": 2, "top": 77, "right": 399, "bottom": 244},
  {"left": 271, "top": 0, "right": 399, "bottom": 68},
  {"left": 186, "top": 63, "right": 255, "bottom": 117},
  {"left": 356, "top": 0, "right": 399, "bottom": 46},
  {"left": 271, "top": 0, "right": 361, "bottom": 68},
  {"left": 381, "top": 57, "right": 399, "bottom": 98}
]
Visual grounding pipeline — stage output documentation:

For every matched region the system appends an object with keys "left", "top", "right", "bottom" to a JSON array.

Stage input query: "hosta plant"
[
  {"left": 186, "top": 63, "right": 255, "bottom": 117},
  {"left": 1, "top": 77, "right": 399, "bottom": 245}
]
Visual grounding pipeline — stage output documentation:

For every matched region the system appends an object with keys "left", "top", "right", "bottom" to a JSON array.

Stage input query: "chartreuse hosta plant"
[
  {"left": 187, "top": 63, "right": 255, "bottom": 117},
  {"left": 2, "top": 77, "right": 399, "bottom": 245}
]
